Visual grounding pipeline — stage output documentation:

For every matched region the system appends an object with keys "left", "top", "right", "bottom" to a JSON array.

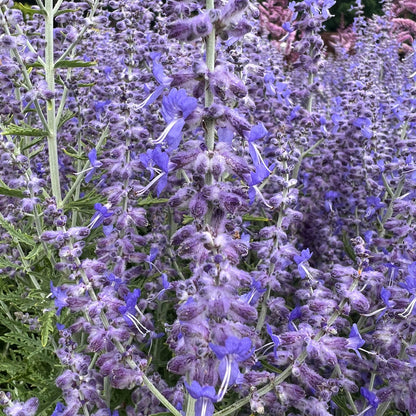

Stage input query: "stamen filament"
[
  {"left": 126, "top": 312, "right": 149, "bottom": 336},
  {"left": 398, "top": 297, "right": 416, "bottom": 318},
  {"left": 152, "top": 118, "right": 180, "bottom": 144}
]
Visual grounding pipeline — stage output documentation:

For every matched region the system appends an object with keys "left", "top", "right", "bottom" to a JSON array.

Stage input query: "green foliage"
[
  {"left": 326, "top": 0, "right": 384, "bottom": 32},
  {"left": 0, "top": 213, "right": 35, "bottom": 247},
  {"left": 0, "top": 180, "right": 25, "bottom": 198},
  {"left": 0, "top": 281, "right": 61, "bottom": 415},
  {"left": 1, "top": 123, "right": 49, "bottom": 137}
]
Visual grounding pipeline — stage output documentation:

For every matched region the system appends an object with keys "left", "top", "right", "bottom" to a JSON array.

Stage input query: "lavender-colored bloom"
[
  {"left": 50, "top": 282, "right": 68, "bottom": 316},
  {"left": 293, "top": 248, "right": 313, "bottom": 279},
  {"left": 398, "top": 262, "right": 416, "bottom": 317},
  {"left": 4, "top": 397, "right": 39, "bottom": 416},
  {"left": 85, "top": 149, "right": 103, "bottom": 183},
  {"left": 266, "top": 323, "right": 281, "bottom": 357},
  {"left": 168, "top": 12, "right": 214, "bottom": 42},
  {"left": 288, "top": 305, "right": 302, "bottom": 331},
  {"left": 209, "top": 336, "right": 253, "bottom": 400},
  {"left": 184, "top": 380, "right": 217, "bottom": 416},
  {"left": 347, "top": 324, "right": 365, "bottom": 358},
  {"left": 353, "top": 117, "right": 373, "bottom": 139},
  {"left": 154, "top": 88, "right": 197, "bottom": 151},
  {"left": 138, "top": 52, "right": 172, "bottom": 109},
  {"left": 360, "top": 387, "right": 379, "bottom": 409},
  {"left": 90, "top": 203, "right": 113, "bottom": 235}
]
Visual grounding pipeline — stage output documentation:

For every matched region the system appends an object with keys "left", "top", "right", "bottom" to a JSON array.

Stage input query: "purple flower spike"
[
  {"left": 398, "top": 262, "right": 416, "bottom": 317},
  {"left": 288, "top": 305, "right": 302, "bottom": 331},
  {"left": 137, "top": 53, "right": 172, "bottom": 109},
  {"left": 360, "top": 387, "right": 379, "bottom": 409},
  {"left": 85, "top": 148, "right": 103, "bottom": 183},
  {"left": 347, "top": 324, "right": 365, "bottom": 358},
  {"left": 153, "top": 88, "right": 197, "bottom": 151},
  {"left": 90, "top": 203, "right": 113, "bottom": 235},
  {"left": 293, "top": 248, "right": 313, "bottom": 279},
  {"left": 266, "top": 323, "right": 281, "bottom": 357},
  {"left": 185, "top": 380, "right": 217, "bottom": 416},
  {"left": 50, "top": 282, "right": 68, "bottom": 316}
]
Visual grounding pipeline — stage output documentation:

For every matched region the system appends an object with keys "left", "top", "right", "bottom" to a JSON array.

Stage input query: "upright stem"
[
  {"left": 205, "top": 0, "right": 216, "bottom": 153},
  {"left": 45, "top": 0, "right": 62, "bottom": 205}
]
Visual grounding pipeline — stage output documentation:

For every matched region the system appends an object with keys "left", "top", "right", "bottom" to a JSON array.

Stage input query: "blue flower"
[
  {"left": 324, "top": 190, "right": 339, "bottom": 212},
  {"left": 347, "top": 324, "right": 365, "bottom": 358},
  {"left": 50, "top": 282, "right": 68, "bottom": 316},
  {"left": 89, "top": 203, "right": 113, "bottom": 236},
  {"left": 137, "top": 52, "right": 172, "bottom": 109},
  {"left": 353, "top": 117, "right": 373, "bottom": 139},
  {"left": 240, "top": 279, "right": 266, "bottom": 306},
  {"left": 85, "top": 148, "right": 103, "bottom": 183},
  {"left": 209, "top": 336, "right": 253, "bottom": 400},
  {"left": 153, "top": 88, "right": 197, "bottom": 151},
  {"left": 184, "top": 380, "right": 217, "bottom": 416},
  {"left": 288, "top": 305, "right": 302, "bottom": 331},
  {"left": 137, "top": 146, "right": 171, "bottom": 197},
  {"left": 365, "top": 196, "right": 385, "bottom": 219},
  {"left": 266, "top": 323, "right": 281, "bottom": 357},
  {"left": 246, "top": 123, "right": 274, "bottom": 202},
  {"left": 293, "top": 248, "right": 313, "bottom": 279},
  {"left": 119, "top": 289, "right": 148, "bottom": 336},
  {"left": 51, "top": 402, "right": 65, "bottom": 416},
  {"left": 360, "top": 387, "right": 379, "bottom": 411},
  {"left": 398, "top": 262, "right": 416, "bottom": 317},
  {"left": 119, "top": 288, "right": 141, "bottom": 320}
]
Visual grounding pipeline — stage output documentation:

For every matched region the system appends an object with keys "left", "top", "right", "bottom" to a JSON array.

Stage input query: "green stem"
[
  {"left": 45, "top": 0, "right": 62, "bottom": 205},
  {"left": 205, "top": 0, "right": 216, "bottom": 153},
  {"left": 141, "top": 374, "right": 183, "bottom": 416}
]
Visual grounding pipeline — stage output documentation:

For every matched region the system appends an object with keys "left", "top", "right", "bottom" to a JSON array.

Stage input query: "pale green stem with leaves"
[
  {"left": 205, "top": 0, "right": 216, "bottom": 154},
  {"left": 44, "top": 0, "right": 62, "bottom": 205}
]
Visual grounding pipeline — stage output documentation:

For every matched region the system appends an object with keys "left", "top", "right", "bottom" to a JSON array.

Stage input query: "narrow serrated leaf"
[
  {"left": 55, "top": 60, "right": 97, "bottom": 68},
  {"left": 0, "top": 213, "right": 35, "bottom": 246},
  {"left": 62, "top": 148, "right": 86, "bottom": 159},
  {"left": 182, "top": 215, "right": 194, "bottom": 225},
  {"left": 342, "top": 232, "right": 356, "bottom": 262},
  {"left": 39, "top": 310, "right": 55, "bottom": 347},
  {"left": 13, "top": 2, "right": 46, "bottom": 16},
  {"left": 0, "top": 256, "right": 22, "bottom": 270},
  {"left": 137, "top": 195, "right": 169, "bottom": 206},
  {"left": 21, "top": 136, "right": 44, "bottom": 151},
  {"left": 25, "top": 244, "right": 44, "bottom": 261},
  {"left": 149, "top": 413, "right": 172, "bottom": 416},
  {"left": 242, "top": 215, "right": 270, "bottom": 222},
  {"left": 2, "top": 124, "right": 49, "bottom": 137},
  {"left": 331, "top": 393, "right": 355, "bottom": 415},
  {"left": 78, "top": 82, "right": 96, "bottom": 87},
  {"left": 58, "top": 110, "right": 76, "bottom": 129},
  {"left": 54, "top": 8, "right": 78, "bottom": 17},
  {"left": 0, "top": 179, "right": 25, "bottom": 198}
]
